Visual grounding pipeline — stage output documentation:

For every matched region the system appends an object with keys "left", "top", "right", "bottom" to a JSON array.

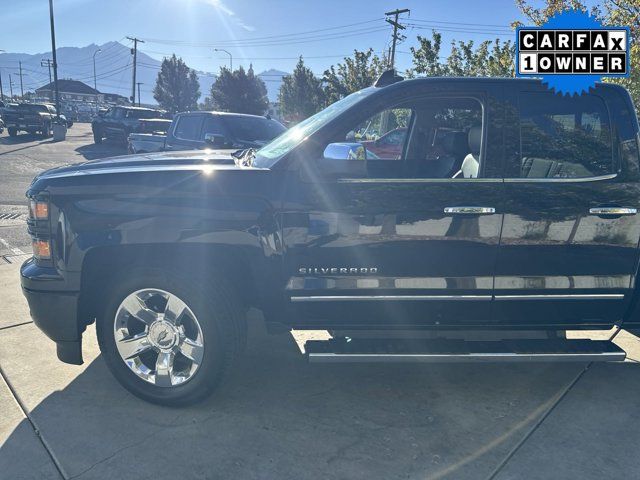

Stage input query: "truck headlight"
[{"left": 29, "top": 200, "right": 49, "bottom": 220}]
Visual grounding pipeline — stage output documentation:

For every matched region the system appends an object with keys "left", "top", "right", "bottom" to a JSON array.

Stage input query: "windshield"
[
  {"left": 224, "top": 116, "right": 286, "bottom": 143},
  {"left": 253, "top": 87, "right": 376, "bottom": 168},
  {"left": 17, "top": 104, "right": 48, "bottom": 113}
]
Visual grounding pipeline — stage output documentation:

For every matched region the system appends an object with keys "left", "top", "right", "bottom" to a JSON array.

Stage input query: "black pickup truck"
[
  {"left": 127, "top": 111, "right": 286, "bottom": 154},
  {"left": 91, "top": 106, "right": 171, "bottom": 145},
  {"left": 3, "top": 103, "right": 72, "bottom": 137},
  {"left": 20, "top": 74, "right": 640, "bottom": 406}
]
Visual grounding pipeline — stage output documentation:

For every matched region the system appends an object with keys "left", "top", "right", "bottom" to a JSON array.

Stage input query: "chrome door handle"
[
  {"left": 444, "top": 207, "right": 496, "bottom": 215},
  {"left": 589, "top": 207, "right": 637, "bottom": 216}
]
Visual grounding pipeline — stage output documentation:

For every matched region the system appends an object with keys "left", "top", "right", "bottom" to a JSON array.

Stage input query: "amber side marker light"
[{"left": 32, "top": 240, "right": 51, "bottom": 259}]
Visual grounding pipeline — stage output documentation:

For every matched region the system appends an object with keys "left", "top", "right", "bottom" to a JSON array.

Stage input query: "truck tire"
[
  {"left": 41, "top": 122, "right": 52, "bottom": 138},
  {"left": 8, "top": 127, "right": 17, "bottom": 137},
  {"left": 93, "top": 128, "right": 102, "bottom": 144},
  {"left": 97, "top": 268, "right": 245, "bottom": 406}
]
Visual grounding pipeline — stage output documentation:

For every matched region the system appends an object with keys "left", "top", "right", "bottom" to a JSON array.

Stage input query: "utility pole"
[
  {"left": 49, "top": 0, "right": 61, "bottom": 120},
  {"left": 385, "top": 8, "right": 410, "bottom": 70},
  {"left": 136, "top": 82, "right": 143, "bottom": 106},
  {"left": 9, "top": 73, "right": 14, "bottom": 99},
  {"left": 0, "top": 50, "right": 4, "bottom": 102},
  {"left": 41, "top": 59, "right": 53, "bottom": 85},
  {"left": 127, "top": 37, "right": 144, "bottom": 105},
  {"left": 18, "top": 61, "right": 24, "bottom": 99}
]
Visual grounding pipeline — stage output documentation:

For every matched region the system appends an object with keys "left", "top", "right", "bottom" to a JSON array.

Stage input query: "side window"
[
  {"left": 201, "top": 116, "right": 224, "bottom": 140},
  {"left": 321, "top": 98, "right": 484, "bottom": 180},
  {"left": 518, "top": 92, "right": 613, "bottom": 178},
  {"left": 349, "top": 108, "right": 411, "bottom": 161},
  {"left": 173, "top": 115, "right": 203, "bottom": 141}
]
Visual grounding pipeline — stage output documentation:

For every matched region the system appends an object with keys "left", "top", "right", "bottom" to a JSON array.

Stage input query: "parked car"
[
  {"left": 3, "top": 103, "right": 72, "bottom": 137},
  {"left": 359, "top": 127, "right": 407, "bottom": 158},
  {"left": 127, "top": 111, "right": 286, "bottom": 154},
  {"left": 92, "top": 106, "right": 171, "bottom": 145},
  {"left": 21, "top": 74, "right": 640, "bottom": 406}
]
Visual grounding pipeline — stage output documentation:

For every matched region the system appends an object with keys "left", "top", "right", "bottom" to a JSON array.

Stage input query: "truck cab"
[{"left": 20, "top": 76, "right": 640, "bottom": 406}]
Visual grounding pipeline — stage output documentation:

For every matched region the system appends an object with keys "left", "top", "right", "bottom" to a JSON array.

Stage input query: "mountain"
[
  {"left": 258, "top": 69, "right": 288, "bottom": 103},
  {"left": 0, "top": 42, "right": 287, "bottom": 105}
]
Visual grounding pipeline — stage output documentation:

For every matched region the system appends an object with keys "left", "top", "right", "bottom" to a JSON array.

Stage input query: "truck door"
[
  {"left": 282, "top": 85, "right": 505, "bottom": 329},
  {"left": 494, "top": 84, "right": 640, "bottom": 328}
]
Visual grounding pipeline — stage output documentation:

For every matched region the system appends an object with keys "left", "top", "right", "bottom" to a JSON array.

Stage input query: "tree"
[
  {"left": 515, "top": 0, "right": 640, "bottom": 106},
  {"left": 321, "top": 49, "right": 388, "bottom": 105},
  {"left": 409, "top": 32, "right": 515, "bottom": 78},
  {"left": 153, "top": 54, "right": 200, "bottom": 113},
  {"left": 278, "top": 57, "right": 324, "bottom": 122},
  {"left": 207, "top": 65, "right": 268, "bottom": 115}
]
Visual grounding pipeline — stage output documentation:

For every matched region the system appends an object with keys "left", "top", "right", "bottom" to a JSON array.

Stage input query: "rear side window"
[
  {"left": 173, "top": 115, "right": 203, "bottom": 141},
  {"left": 518, "top": 92, "right": 613, "bottom": 178},
  {"left": 201, "top": 116, "right": 225, "bottom": 140}
]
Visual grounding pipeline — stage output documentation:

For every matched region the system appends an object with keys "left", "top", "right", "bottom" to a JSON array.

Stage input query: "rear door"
[
  {"left": 494, "top": 84, "right": 640, "bottom": 328},
  {"left": 165, "top": 114, "right": 204, "bottom": 151}
]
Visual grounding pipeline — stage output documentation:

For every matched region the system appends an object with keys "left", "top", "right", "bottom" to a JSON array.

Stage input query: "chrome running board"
[{"left": 305, "top": 338, "right": 626, "bottom": 363}]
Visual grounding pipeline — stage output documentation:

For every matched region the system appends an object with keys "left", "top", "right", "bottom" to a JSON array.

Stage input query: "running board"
[{"left": 305, "top": 338, "right": 626, "bottom": 363}]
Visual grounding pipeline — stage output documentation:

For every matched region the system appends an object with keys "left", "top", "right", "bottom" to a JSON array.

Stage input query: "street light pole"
[
  {"left": 214, "top": 48, "right": 232, "bottom": 70},
  {"left": 93, "top": 48, "right": 101, "bottom": 91}
]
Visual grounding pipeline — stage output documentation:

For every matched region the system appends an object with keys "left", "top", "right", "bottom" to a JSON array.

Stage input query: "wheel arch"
[{"left": 78, "top": 243, "right": 261, "bottom": 329}]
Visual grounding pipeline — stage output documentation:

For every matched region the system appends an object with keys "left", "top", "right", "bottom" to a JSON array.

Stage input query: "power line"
[
  {"left": 141, "top": 26, "right": 390, "bottom": 48},
  {"left": 141, "top": 18, "right": 383, "bottom": 47}
]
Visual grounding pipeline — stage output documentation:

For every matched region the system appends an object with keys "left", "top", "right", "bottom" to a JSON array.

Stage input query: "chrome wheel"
[{"left": 114, "top": 288, "right": 204, "bottom": 387}]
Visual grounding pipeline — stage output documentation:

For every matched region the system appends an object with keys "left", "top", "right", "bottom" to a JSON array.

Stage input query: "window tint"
[
  {"left": 518, "top": 92, "right": 613, "bottom": 178},
  {"left": 223, "top": 116, "right": 286, "bottom": 143},
  {"left": 126, "top": 109, "right": 160, "bottom": 119},
  {"left": 322, "top": 97, "right": 483, "bottom": 180},
  {"left": 173, "top": 115, "right": 203, "bottom": 141},
  {"left": 201, "top": 116, "right": 224, "bottom": 140}
]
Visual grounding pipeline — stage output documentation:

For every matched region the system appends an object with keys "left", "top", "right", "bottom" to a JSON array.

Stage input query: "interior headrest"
[{"left": 468, "top": 125, "right": 482, "bottom": 155}]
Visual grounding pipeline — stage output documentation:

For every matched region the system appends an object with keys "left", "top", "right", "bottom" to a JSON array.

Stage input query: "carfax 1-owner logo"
[{"left": 516, "top": 9, "right": 630, "bottom": 95}]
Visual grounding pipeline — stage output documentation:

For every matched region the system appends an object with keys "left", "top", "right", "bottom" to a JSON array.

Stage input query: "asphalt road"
[
  {"left": 1, "top": 124, "right": 640, "bottom": 479},
  {"left": 0, "top": 123, "right": 124, "bottom": 258}
]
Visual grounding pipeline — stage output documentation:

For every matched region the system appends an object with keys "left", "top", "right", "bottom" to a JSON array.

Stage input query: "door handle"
[
  {"left": 444, "top": 207, "right": 496, "bottom": 215},
  {"left": 589, "top": 207, "right": 637, "bottom": 216}
]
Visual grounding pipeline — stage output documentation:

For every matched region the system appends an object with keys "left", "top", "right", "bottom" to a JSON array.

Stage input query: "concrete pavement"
[{"left": 1, "top": 259, "right": 640, "bottom": 479}]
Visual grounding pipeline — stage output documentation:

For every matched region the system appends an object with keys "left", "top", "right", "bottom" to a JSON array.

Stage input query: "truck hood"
[{"left": 34, "top": 149, "right": 258, "bottom": 180}]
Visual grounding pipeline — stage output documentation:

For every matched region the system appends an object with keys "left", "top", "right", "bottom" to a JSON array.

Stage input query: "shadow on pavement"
[
  {"left": 0, "top": 133, "right": 46, "bottom": 145},
  {"left": 4, "top": 321, "right": 639, "bottom": 480},
  {"left": 75, "top": 141, "right": 127, "bottom": 161}
]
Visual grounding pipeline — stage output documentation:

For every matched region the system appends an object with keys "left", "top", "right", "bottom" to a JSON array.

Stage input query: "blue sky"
[{"left": 2, "top": 0, "right": 532, "bottom": 74}]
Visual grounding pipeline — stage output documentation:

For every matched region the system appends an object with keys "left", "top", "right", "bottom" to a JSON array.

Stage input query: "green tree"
[
  {"left": 153, "top": 54, "right": 200, "bottom": 113},
  {"left": 515, "top": 0, "right": 640, "bottom": 106},
  {"left": 409, "top": 32, "right": 515, "bottom": 78},
  {"left": 321, "top": 49, "right": 388, "bottom": 105},
  {"left": 278, "top": 56, "right": 324, "bottom": 122},
  {"left": 207, "top": 65, "right": 268, "bottom": 115}
]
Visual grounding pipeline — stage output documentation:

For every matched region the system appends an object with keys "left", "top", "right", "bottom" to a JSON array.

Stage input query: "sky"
[{"left": 0, "top": 0, "right": 533, "bottom": 76}]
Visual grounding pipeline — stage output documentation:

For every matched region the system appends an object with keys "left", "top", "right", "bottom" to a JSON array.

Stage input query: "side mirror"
[
  {"left": 204, "top": 133, "right": 227, "bottom": 148},
  {"left": 320, "top": 142, "right": 367, "bottom": 178}
]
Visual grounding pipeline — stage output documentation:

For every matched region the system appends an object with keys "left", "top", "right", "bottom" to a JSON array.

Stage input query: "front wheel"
[{"left": 97, "top": 269, "right": 245, "bottom": 406}]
